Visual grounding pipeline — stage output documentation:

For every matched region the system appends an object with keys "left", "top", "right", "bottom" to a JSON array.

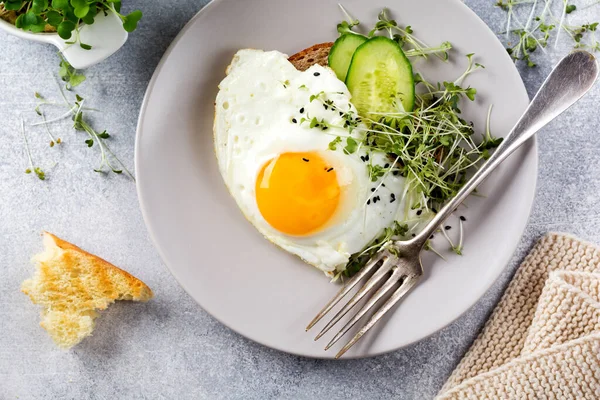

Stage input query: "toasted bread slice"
[
  {"left": 288, "top": 42, "right": 334, "bottom": 71},
  {"left": 22, "top": 232, "right": 153, "bottom": 349}
]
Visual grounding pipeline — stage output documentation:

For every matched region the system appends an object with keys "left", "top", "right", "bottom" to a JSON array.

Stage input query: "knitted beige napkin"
[{"left": 437, "top": 233, "right": 600, "bottom": 400}]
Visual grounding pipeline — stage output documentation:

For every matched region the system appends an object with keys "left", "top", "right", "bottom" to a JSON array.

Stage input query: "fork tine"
[
  {"left": 314, "top": 255, "right": 395, "bottom": 341},
  {"left": 334, "top": 274, "right": 420, "bottom": 359},
  {"left": 305, "top": 253, "right": 384, "bottom": 331},
  {"left": 324, "top": 267, "right": 404, "bottom": 350}
]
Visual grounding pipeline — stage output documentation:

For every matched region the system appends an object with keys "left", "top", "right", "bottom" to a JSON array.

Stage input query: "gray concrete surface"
[{"left": 1, "top": 1, "right": 599, "bottom": 399}]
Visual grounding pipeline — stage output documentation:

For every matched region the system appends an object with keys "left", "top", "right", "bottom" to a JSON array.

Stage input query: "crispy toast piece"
[
  {"left": 22, "top": 232, "right": 153, "bottom": 349},
  {"left": 288, "top": 42, "right": 334, "bottom": 71}
]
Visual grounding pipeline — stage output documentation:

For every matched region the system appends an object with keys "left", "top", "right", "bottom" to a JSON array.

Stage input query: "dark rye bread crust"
[{"left": 288, "top": 42, "right": 334, "bottom": 71}]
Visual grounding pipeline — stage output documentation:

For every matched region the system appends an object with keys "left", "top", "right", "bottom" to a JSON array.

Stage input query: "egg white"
[{"left": 214, "top": 49, "right": 408, "bottom": 274}]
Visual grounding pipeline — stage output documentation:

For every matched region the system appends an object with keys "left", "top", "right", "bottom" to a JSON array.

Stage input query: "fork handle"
[{"left": 411, "top": 51, "right": 598, "bottom": 246}]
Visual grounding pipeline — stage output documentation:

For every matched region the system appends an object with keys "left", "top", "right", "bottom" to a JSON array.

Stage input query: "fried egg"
[{"left": 214, "top": 49, "right": 407, "bottom": 274}]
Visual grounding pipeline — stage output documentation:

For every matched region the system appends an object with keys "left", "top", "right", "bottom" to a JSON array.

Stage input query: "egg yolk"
[{"left": 256, "top": 152, "right": 341, "bottom": 236}]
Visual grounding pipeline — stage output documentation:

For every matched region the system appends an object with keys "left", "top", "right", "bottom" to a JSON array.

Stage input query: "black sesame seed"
[
  {"left": 390, "top": 198, "right": 396, "bottom": 203},
  {"left": 412, "top": 234, "right": 416, "bottom": 237},
  {"left": 324, "top": 104, "right": 328, "bottom": 110},
  {"left": 393, "top": 171, "right": 399, "bottom": 176},
  {"left": 416, "top": 210, "right": 422, "bottom": 216},
  {"left": 432, "top": 208, "right": 438, "bottom": 213},
  {"left": 327, "top": 167, "right": 334, "bottom": 172},
  {"left": 302, "top": 158, "right": 309, "bottom": 162},
  {"left": 382, "top": 183, "right": 386, "bottom": 187},
  {"left": 371, "top": 188, "right": 376, "bottom": 192},
  {"left": 365, "top": 154, "right": 370, "bottom": 161},
  {"left": 360, "top": 156, "right": 366, "bottom": 162},
  {"left": 322, "top": 126, "right": 328, "bottom": 131},
  {"left": 430, "top": 235, "right": 434, "bottom": 239},
  {"left": 339, "top": 111, "right": 344, "bottom": 116},
  {"left": 384, "top": 163, "right": 390, "bottom": 168},
  {"left": 375, "top": 196, "right": 380, "bottom": 201},
  {"left": 367, "top": 199, "right": 371, "bottom": 205},
  {"left": 300, "top": 108, "right": 305, "bottom": 114},
  {"left": 314, "top": 72, "right": 321, "bottom": 76},
  {"left": 292, "top": 118, "right": 297, "bottom": 124},
  {"left": 445, "top": 226, "right": 451, "bottom": 230},
  {"left": 460, "top": 216, "right": 466, "bottom": 221},
  {"left": 390, "top": 193, "right": 396, "bottom": 200}
]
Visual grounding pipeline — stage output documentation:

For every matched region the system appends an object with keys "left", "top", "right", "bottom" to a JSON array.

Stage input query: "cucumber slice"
[
  {"left": 328, "top": 34, "right": 368, "bottom": 82},
  {"left": 345, "top": 36, "right": 415, "bottom": 118}
]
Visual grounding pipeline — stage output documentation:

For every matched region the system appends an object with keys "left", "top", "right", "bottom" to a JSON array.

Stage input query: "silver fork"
[{"left": 306, "top": 50, "right": 599, "bottom": 358}]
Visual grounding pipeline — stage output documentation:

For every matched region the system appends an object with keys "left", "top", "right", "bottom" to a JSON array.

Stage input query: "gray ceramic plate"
[{"left": 136, "top": 0, "right": 537, "bottom": 358}]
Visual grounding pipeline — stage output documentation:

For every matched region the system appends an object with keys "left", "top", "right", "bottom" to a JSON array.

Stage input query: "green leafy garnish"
[
  {"left": 58, "top": 55, "right": 86, "bottom": 90},
  {"left": 32, "top": 85, "right": 134, "bottom": 179},
  {"left": 342, "top": 221, "right": 409, "bottom": 278},
  {"left": 497, "top": 0, "right": 600, "bottom": 67},
  {"left": 1, "top": 0, "right": 142, "bottom": 48},
  {"left": 337, "top": 7, "right": 453, "bottom": 60}
]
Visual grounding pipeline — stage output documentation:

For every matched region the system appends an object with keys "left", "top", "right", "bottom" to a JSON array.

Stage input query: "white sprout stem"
[
  {"left": 20, "top": 118, "right": 35, "bottom": 170},
  {"left": 30, "top": 106, "right": 77, "bottom": 126},
  {"left": 526, "top": 0, "right": 538, "bottom": 30},
  {"left": 440, "top": 226, "right": 455, "bottom": 249},
  {"left": 41, "top": 113, "right": 57, "bottom": 143},
  {"left": 426, "top": 241, "right": 447, "bottom": 261},
  {"left": 338, "top": 3, "right": 357, "bottom": 24},
  {"left": 555, "top": 0, "right": 568, "bottom": 47},
  {"left": 55, "top": 77, "right": 70, "bottom": 106},
  {"left": 457, "top": 219, "right": 464, "bottom": 251},
  {"left": 485, "top": 104, "right": 494, "bottom": 140},
  {"left": 506, "top": 3, "right": 513, "bottom": 40}
]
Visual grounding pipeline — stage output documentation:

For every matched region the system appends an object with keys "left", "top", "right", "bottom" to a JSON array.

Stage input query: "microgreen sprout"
[
  {"left": 440, "top": 226, "right": 456, "bottom": 251},
  {"left": 453, "top": 218, "right": 464, "bottom": 255},
  {"left": 71, "top": 97, "right": 134, "bottom": 178},
  {"left": 20, "top": 117, "right": 45, "bottom": 180},
  {"left": 328, "top": 136, "right": 342, "bottom": 150},
  {"left": 33, "top": 84, "right": 134, "bottom": 180},
  {"left": 336, "top": 6, "right": 453, "bottom": 60},
  {"left": 41, "top": 112, "right": 61, "bottom": 147},
  {"left": 424, "top": 240, "right": 446, "bottom": 261},
  {"left": 58, "top": 56, "right": 86, "bottom": 90},
  {"left": 497, "top": 0, "right": 600, "bottom": 67},
  {"left": 342, "top": 221, "right": 409, "bottom": 278},
  {"left": 337, "top": 3, "right": 361, "bottom": 35}
]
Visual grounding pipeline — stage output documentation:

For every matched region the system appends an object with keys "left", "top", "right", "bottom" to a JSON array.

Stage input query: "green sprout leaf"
[
  {"left": 52, "top": 0, "right": 69, "bottom": 10},
  {"left": 328, "top": 136, "right": 342, "bottom": 150},
  {"left": 57, "top": 20, "right": 76, "bottom": 40},
  {"left": 4, "top": 0, "right": 23, "bottom": 11},
  {"left": 45, "top": 10, "right": 63, "bottom": 27},
  {"left": 343, "top": 137, "right": 358, "bottom": 154},
  {"left": 31, "top": 0, "right": 49, "bottom": 14},
  {"left": 122, "top": 10, "right": 142, "bottom": 32}
]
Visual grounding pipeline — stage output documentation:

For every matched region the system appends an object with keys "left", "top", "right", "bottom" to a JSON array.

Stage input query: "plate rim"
[{"left": 135, "top": 0, "right": 539, "bottom": 359}]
